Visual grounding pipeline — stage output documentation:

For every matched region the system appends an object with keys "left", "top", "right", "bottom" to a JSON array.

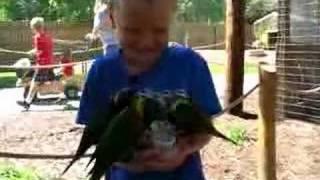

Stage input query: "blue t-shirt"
[{"left": 76, "top": 46, "right": 222, "bottom": 180}]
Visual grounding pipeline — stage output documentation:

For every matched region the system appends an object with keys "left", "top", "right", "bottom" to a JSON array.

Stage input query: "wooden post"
[
  {"left": 224, "top": 0, "right": 245, "bottom": 115},
  {"left": 258, "top": 62, "right": 277, "bottom": 180}
]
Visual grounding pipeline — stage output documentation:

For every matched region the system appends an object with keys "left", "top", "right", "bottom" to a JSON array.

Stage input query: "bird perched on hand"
[
  {"left": 61, "top": 89, "right": 167, "bottom": 180},
  {"left": 61, "top": 88, "right": 136, "bottom": 175},
  {"left": 168, "top": 93, "right": 236, "bottom": 145},
  {"left": 86, "top": 92, "right": 168, "bottom": 180}
]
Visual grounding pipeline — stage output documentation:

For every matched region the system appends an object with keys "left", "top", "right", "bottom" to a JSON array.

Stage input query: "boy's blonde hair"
[{"left": 30, "top": 17, "right": 44, "bottom": 30}]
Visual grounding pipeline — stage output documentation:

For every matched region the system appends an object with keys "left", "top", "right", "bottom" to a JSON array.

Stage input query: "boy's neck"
[{"left": 126, "top": 58, "right": 158, "bottom": 76}]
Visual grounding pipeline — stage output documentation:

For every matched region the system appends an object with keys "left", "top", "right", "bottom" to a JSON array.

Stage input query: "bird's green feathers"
[{"left": 61, "top": 89, "right": 235, "bottom": 180}]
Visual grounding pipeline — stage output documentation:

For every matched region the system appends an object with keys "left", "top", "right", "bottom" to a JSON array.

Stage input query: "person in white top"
[{"left": 86, "top": 0, "right": 119, "bottom": 55}]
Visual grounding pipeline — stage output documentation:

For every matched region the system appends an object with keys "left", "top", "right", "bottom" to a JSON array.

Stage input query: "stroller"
[{"left": 14, "top": 57, "right": 82, "bottom": 110}]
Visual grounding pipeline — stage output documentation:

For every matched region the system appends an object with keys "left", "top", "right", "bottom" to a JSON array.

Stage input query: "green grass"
[
  {"left": 214, "top": 122, "right": 248, "bottom": 146},
  {"left": 0, "top": 72, "right": 17, "bottom": 89},
  {"left": 0, "top": 163, "right": 43, "bottom": 180},
  {"left": 209, "top": 63, "right": 258, "bottom": 75},
  {"left": 226, "top": 125, "right": 247, "bottom": 146}
]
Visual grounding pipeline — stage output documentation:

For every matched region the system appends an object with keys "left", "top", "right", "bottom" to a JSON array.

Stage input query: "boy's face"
[{"left": 112, "top": 0, "right": 175, "bottom": 64}]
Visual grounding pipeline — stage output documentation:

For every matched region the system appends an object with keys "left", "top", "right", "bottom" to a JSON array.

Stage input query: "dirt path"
[{"left": 0, "top": 93, "right": 319, "bottom": 180}]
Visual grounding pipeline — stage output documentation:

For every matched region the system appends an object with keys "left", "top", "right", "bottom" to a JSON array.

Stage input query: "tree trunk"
[{"left": 224, "top": 0, "right": 245, "bottom": 115}]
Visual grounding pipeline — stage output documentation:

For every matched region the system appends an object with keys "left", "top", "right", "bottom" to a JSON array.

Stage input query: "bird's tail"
[
  {"left": 85, "top": 154, "right": 96, "bottom": 170},
  {"left": 60, "top": 158, "right": 78, "bottom": 176},
  {"left": 61, "top": 132, "right": 96, "bottom": 176}
]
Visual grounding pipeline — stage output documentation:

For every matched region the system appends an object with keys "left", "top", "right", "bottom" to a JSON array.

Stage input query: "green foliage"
[
  {"left": 0, "top": 72, "right": 17, "bottom": 89},
  {"left": 1, "top": 0, "right": 224, "bottom": 23},
  {"left": 0, "top": 0, "right": 9, "bottom": 21},
  {"left": 245, "top": 0, "right": 276, "bottom": 24},
  {"left": 227, "top": 125, "right": 247, "bottom": 146},
  {"left": 177, "top": 0, "right": 225, "bottom": 23},
  {"left": 4, "top": 0, "right": 94, "bottom": 22},
  {"left": 1, "top": 0, "right": 276, "bottom": 24},
  {"left": 0, "top": 163, "right": 43, "bottom": 180}
]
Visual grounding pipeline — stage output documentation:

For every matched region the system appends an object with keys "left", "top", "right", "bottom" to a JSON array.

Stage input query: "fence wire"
[{"left": 276, "top": 0, "right": 320, "bottom": 124}]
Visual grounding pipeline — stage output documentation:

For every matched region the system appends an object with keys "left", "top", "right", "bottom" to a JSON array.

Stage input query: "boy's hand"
[
  {"left": 115, "top": 147, "right": 187, "bottom": 172},
  {"left": 115, "top": 133, "right": 211, "bottom": 172}
]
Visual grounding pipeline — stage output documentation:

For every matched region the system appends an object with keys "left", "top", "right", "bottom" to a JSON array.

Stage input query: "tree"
[
  {"left": 225, "top": 0, "right": 245, "bottom": 116},
  {"left": 4, "top": 0, "right": 94, "bottom": 22},
  {"left": 225, "top": 0, "right": 258, "bottom": 119},
  {"left": 6, "top": 0, "right": 41, "bottom": 20},
  {"left": 176, "top": 0, "right": 225, "bottom": 23},
  {"left": 245, "top": 0, "right": 276, "bottom": 24}
]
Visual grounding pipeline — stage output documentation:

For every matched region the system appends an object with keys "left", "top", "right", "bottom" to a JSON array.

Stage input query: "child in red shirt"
[
  {"left": 59, "top": 48, "right": 74, "bottom": 79},
  {"left": 17, "top": 17, "right": 55, "bottom": 107},
  {"left": 27, "top": 17, "right": 55, "bottom": 82}
]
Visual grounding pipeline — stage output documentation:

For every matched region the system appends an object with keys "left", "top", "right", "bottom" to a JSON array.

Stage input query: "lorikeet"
[
  {"left": 61, "top": 88, "right": 136, "bottom": 175},
  {"left": 87, "top": 93, "right": 168, "bottom": 180},
  {"left": 168, "top": 95, "right": 236, "bottom": 145}
]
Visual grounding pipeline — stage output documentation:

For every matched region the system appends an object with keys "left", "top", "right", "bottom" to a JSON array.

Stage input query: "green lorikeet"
[
  {"left": 87, "top": 92, "right": 168, "bottom": 180},
  {"left": 168, "top": 95, "right": 236, "bottom": 145},
  {"left": 61, "top": 90, "right": 166, "bottom": 180},
  {"left": 61, "top": 88, "right": 136, "bottom": 175}
]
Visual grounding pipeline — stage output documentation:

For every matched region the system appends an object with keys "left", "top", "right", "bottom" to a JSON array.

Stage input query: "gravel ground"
[{"left": 0, "top": 92, "right": 319, "bottom": 180}]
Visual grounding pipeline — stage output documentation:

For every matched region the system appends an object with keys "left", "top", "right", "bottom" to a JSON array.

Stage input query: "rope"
[
  {"left": 192, "top": 42, "right": 225, "bottom": 50},
  {"left": 0, "top": 83, "right": 260, "bottom": 159},
  {"left": 53, "top": 39, "right": 87, "bottom": 46},
  {"left": 0, "top": 40, "right": 256, "bottom": 59},
  {"left": 0, "top": 48, "right": 30, "bottom": 55},
  {"left": 0, "top": 46, "right": 103, "bottom": 56},
  {"left": 0, "top": 59, "right": 94, "bottom": 69},
  {"left": 0, "top": 41, "right": 228, "bottom": 70},
  {"left": 210, "top": 83, "right": 260, "bottom": 119},
  {"left": 0, "top": 152, "right": 92, "bottom": 160},
  {"left": 0, "top": 42, "right": 225, "bottom": 57}
]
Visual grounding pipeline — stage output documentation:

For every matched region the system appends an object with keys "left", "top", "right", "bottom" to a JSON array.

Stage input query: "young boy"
[
  {"left": 17, "top": 17, "right": 55, "bottom": 107},
  {"left": 76, "top": 0, "right": 221, "bottom": 179}
]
